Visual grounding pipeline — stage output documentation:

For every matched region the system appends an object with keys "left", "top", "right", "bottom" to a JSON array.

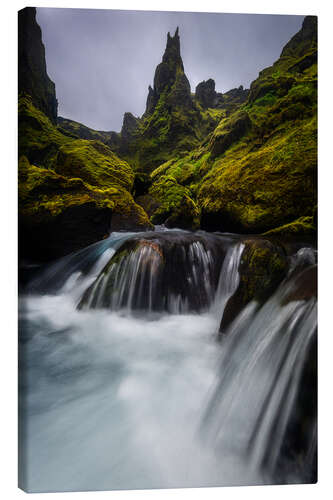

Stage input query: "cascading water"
[
  {"left": 77, "top": 231, "right": 230, "bottom": 314},
  {"left": 18, "top": 229, "right": 317, "bottom": 492}
]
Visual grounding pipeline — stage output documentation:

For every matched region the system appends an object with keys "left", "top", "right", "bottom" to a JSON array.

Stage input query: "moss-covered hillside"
[
  {"left": 19, "top": 10, "right": 317, "bottom": 260},
  {"left": 118, "top": 30, "right": 249, "bottom": 173},
  {"left": 146, "top": 16, "right": 317, "bottom": 240},
  {"left": 58, "top": 28, "right": 248, "bottom": 174},
  {"left": 18, "top": 8, "right": 152, "bottom": 261},
  {"left": 18, "top": 95, "right": 152, "bottom": 260}
]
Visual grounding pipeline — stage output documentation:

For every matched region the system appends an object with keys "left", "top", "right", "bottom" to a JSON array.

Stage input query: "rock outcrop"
[
  {"left": 18, "top": 11, "right": 152, "bottom": 261},
  {"left": 116, "top": 28, "right": 224, "bottom": 173},
  {"left": 219, "top": 238, "right": 288, "bottom": 334},
  {"left": 195, "top": 79, "right": 224, "bottom": 108},
  {"left": 152, "top": 27, "right": 192, "bottom": 109},
  {"left": 18, "top": 100, "right": 152, "bottom": 261},
  {"left": 18, "top": 7, "right": 58, "bottom": 123},
  {"left": 19, "top": 12, "right": 317, "bottom": 243},
  {"left": 197, "top": 16, "right": 317, "bottom": 237}
]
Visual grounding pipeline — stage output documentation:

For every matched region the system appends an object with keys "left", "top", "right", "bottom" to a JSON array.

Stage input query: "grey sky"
[{"left": 36, "top": 8, "right": 303, "bottom": 132}]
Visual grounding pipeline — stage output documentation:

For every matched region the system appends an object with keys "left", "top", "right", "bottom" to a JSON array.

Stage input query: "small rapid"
[{"left": 18, "top": 229, "right": 317, "bottom": 492}]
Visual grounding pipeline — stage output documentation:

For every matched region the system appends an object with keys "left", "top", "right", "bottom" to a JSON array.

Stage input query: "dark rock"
[
  {"left": 153, "top": 28, "right": 183, "bottom": 94},
  {"left": 78, "top": 232, "right": 228, "bottom": 313},
  {"left": 195, "top": 79, "right": 219, "bottom": 108},
  {"left": 144, "top": 85, "right": 158, "bottom": 116},
  {"left": 220, "top": 85, "right": 250, "bottom": 112},
  {"left": 152, "top": 27, "right": 192, "bottom": 108},
  {"left": 19, "top": 202, "right": 112, "bottom": 262},
  {"left": 282, "top": 265, "right": 317, "bottom": 304},
  {"left": 269, "top": 329, "right": 317, "bottom": 483},
  {"left": 280, "top": 16, "right": 317, "bottom": 60},
  {"left": 18, "top": 7, "right": 58, "bottom": 123},
  {"left": 121, "top": 112, "right": 140, "bottom": 142},
  {"left": 133, "top": 171, "right": 152, "bottom": 197},
  {"left": 109, "top": 207, "right": 152, "bottom": 233},
  {"left": 219, "top": 238, "right": 288, "bottom": 334},
  {"left": 167, "top": 71, "right": 192, "bottom": 109},
  {"left": 135, "top": 194, "right": 161, "bottom": 219}
]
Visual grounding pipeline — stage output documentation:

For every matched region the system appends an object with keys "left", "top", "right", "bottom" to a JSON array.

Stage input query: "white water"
[{"left": 19, "top": 231, "right": 317, "bottom": 492}]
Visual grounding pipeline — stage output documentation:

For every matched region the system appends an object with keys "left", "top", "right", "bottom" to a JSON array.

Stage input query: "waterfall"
[
  {"left": 201, "top": 264, "right": 317, "bottom": 483},
  {"left": 212, "top": 242, "right": 245, "bottom": 318},
  {"left": 77, "top": 232, "right": 230, "bottom": 314},
  {"left": 18, "top": 229, "right": 317, "bottom": 492}
]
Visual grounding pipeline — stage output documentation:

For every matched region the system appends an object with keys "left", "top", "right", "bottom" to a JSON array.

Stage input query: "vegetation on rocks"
[
  {"left": 219, "top": 238, "right": 289, "bottom": 334},
  {"left": 109, "top": 29, "right": 229, "bottom": 173},
  {"left": 18, "top": 9, "right": 317, "bottom": 259},
  {"left": 18, "top": 8, "right": 152, "bottom": 260},
  {"left": 18, "top": 8, "right": 58, "bottom": 123},
  {"left": 18, "top": 151, "right": 151, "bottom": 260},
  {"left": 146, "top": 175, "right": 200, "bottom": 229},
  {"left": 57, "top": 116, "right": 116, "bottom": 145},
  {"left": 148, "top": 16, "right": 317, "bottom": 238}
]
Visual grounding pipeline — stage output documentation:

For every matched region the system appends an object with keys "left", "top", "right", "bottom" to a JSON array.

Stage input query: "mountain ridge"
[{"left": 18, "top": 10, "right": 317, "bottom": 261}]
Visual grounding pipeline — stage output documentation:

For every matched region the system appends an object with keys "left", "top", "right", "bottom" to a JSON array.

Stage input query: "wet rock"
[
  {"left": 282, "top": 265, "right": 317, "bottom": 304},
  {"left": 220, "top": 238, "right": 288, "bottom": 334},
  {"left": 19, "top": 201, "right": 113, "bottom": 262},
  {"left": 78, "top": 232, "right": 228, "bottom": 313}
]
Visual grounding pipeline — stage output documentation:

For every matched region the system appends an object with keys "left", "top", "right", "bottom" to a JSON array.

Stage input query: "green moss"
[
  {"left": 145, "top": 23, "right": 317, "bottom": 235},
  {"left": 55, "top": 140, "right": 134, "bottom": 191},
  {"left": 18, "top": 99, "right": 152, "bottom": 233},
  {"left": 263, "top": 216, "right": 316, "bottom": 238},
  {"left": 147, "top": 175, "right": 200, "bottom": 229},
  {"left": 219, "top": 238, "right": 288, "bottom": 333},
  {"left": 122, "top": 83, "right": 224, "bottom": 173},
  {"left": 150, "top": 152, "right": 211, "bottom": 187},
  {"left": 193, "top": 24, "right": 317, "bottom": 234},
  {"left": 239, "top": 239, "right": 288, "bottom": 303},
  {"left": 198, "top": 114, "right": 316, "bottom": 232},
  {"left": 19, "top": 95, "right": 134, "bottom": 192},
  {"left": 57, "top": 117, "right": 113, "bottom": 144}
]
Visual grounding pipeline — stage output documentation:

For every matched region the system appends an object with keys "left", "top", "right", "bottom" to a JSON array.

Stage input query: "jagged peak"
[
  {"left": 280, "top": 15, "right": 317, "bottom": 59},
  {"left": 167, "top": 27, "right": 179, "bottom": 41},
  {"left": 18, "top": 6, "right": 58, "bottom": 123},
  {"left": 162, "top": 27, "right": 182, "bottom": 67}
]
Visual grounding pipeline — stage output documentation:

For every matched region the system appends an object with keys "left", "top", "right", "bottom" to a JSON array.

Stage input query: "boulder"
[
  {"left": 219, "top": 238, "right": 288, "bottom": 334},
  {"left": 195, "top": 79, "right": 218, "bottom": 108}
]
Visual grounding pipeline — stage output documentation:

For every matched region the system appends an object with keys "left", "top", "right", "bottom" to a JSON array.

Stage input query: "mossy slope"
[
  {"left": 114, "top": 29, "right": 240, "bottom": 173},
  {"left": 148, "top": 16, "right": 317, "bottom": 237},
  {"left": 18, "top": 96, "right": 152, "bottom": 260}
]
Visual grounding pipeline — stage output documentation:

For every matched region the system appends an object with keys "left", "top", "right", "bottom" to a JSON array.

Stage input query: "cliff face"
[
  {"left": 18, "top": 9, "right": 152, "bottom": 261},
  {"left": 149, "top": 28, "right": 193, "bottom": 111},
  {"left": 18, "top": 7, "right": 58, "bottom": 123},
  {"left": 195, "top": 79, "right": 222, "bottom": 108},
  {"left": 147, "top": 16, "right": 317, "bottom": 239},
  {"left": 19, "top": 12, "right": 317, "bottom": 250},
  {"left": 57, "top": 28, "right": 249, "bottom": 176},
  {"left": 112, "top": 29, "right": 229, "bottom": 173}
]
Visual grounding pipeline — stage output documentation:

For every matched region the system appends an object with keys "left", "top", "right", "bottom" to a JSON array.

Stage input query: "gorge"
[{"left": 18, "top": 7, "right": 317, "bottom": 493}]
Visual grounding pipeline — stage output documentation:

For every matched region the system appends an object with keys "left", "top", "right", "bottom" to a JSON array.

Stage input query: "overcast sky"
[{"left": 36, "top": 8, "right": 304, "bottom": 132}]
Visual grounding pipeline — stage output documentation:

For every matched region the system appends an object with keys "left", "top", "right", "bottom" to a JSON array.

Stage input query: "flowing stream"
[{"left": 18, "top": 229, "right": 317, "bottom": 492}]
